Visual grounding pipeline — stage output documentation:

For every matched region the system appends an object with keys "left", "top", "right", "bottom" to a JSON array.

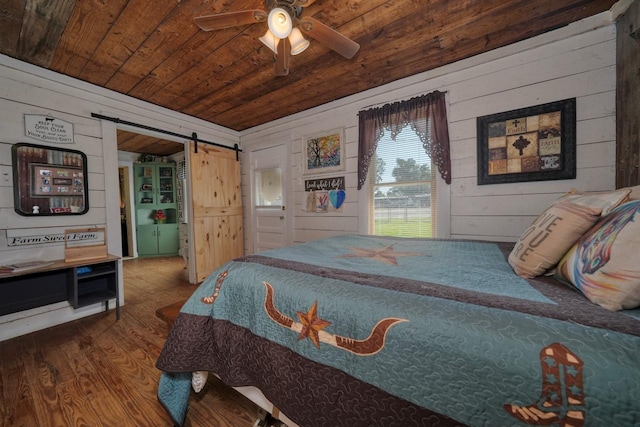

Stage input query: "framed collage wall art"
[
  {"left": 476, "top": 98, "right": 576, "bottom": 185},
  {"left": 302, "top": 128, "right": 345, "bottom": 175}
]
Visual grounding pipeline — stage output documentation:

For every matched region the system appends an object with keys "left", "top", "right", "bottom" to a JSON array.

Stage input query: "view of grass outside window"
[{"left": 369, "top": 126, "right": 436, "bottom": 238}]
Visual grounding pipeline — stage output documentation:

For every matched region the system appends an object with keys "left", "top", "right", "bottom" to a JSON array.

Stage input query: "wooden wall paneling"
[
  {"left": 178, "top": 0, "right": 396, "bottom": 118},
  {"left": 211, "top": 0, "right": 611, "bottom": 130},
  {"left": 451, "top": 215, "right": 536, "bottom": 239},
  {"left": 1, "top": 0, "right": 619, "bottom": 132},
  {"left": 125, "top": 0, "right": 264, "bottom": 101},
  {"left": 50, "top": 0, "right": 129, "bottom": 76},
  {"left": 16, "top": 0, "right": 76, "bottom": 67},
  {"left": 76, "top": 0, "right": 180, "bottom": 86},
  {"left": 616, "top": 0, "right": 640, "bottom": 188},
  {"left": 103, "top": 0, "right": 245, "bottom": 94},
  {"left": 0, "top": 0, "right": 26, "bottom": 57},
  {"left": 450, "top": 33, "right": 615, "bottom": 112},
  {"left": 115, "top": 130, "right": 184, "bottom": 157}
]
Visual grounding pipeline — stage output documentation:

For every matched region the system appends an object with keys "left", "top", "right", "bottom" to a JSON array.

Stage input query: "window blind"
[{"left": 368, "top": 126, "right": 436, "bottom": 238}]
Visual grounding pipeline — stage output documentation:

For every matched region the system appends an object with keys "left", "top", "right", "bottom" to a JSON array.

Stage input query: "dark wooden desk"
[{"left": 0, "top": 255, "right": 120, "bottom": 319}]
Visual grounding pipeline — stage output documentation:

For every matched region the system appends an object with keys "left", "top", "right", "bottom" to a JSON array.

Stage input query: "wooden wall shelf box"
[{"left": 64, "top": 227, "right": 108, "bottom": 263}]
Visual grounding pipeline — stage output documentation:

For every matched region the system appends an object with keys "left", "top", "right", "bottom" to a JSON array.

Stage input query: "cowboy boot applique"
[{"left": 504, "top": 342, "right": 585, "bottom": 426}]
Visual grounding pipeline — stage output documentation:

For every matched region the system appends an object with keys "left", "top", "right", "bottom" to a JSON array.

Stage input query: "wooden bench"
[{"left": 155, "top": 300, "right": 186, "bottom": 333}]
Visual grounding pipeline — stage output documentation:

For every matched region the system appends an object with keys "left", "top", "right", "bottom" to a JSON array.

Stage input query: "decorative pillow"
[
  {"left": 628, "top": 185, "right": 640, "bottom": 200},
  {"left": 555, "top": 200, "right": 640, "bottom": 311},
  {"left": 559, "top": 188, "right": 631, "bottom": 216},
  {"left": 508, "top": 188, "right": 631, "bottom": 278}
]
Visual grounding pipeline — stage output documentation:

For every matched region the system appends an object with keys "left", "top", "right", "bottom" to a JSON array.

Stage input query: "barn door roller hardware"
[{"left": 91, "top": 113, "right": 242, "bottom": 160}]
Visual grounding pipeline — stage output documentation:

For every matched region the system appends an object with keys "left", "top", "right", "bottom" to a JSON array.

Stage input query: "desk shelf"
[{"left": 0, "top": 255, "right": 120, "bottom": 319}]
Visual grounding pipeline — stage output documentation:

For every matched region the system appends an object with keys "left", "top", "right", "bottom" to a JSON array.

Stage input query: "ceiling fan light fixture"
[
  {"left": 259, "top": 29, "right": 280, "bottom": 53},
  {"left": 267, "top": 7, "right": 292, "bottom": 39},
  {"left": 288, "top": 27, "right": 310, "bottom": 55}
]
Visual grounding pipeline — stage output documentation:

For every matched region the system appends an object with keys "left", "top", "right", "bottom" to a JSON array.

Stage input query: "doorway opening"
[
  {"left": 118, "top": 166, "right": 134, "bottom": 258},
  {"left": 116, "top": 129, "right": 187, "bottom": 275}
]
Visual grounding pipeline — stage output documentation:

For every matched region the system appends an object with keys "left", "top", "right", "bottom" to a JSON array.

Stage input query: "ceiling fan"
[{"left": 194, "top": 0, "right": 360, "bottom": 76}]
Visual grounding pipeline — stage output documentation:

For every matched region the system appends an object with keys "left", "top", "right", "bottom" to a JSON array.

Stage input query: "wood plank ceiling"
[{"left": 1, "top": 0, "right": 619, "bottom": 155}]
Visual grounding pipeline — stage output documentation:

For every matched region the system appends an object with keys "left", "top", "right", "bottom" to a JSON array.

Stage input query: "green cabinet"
[
  {"left": 136, "top": 224, "right": 179, "bottom": 256},
  {"left": 134, "top": 163, "right": 179, "bottom": 257},
  {"left": 134, "top": 163, "right": 176, "bottom": 209}
]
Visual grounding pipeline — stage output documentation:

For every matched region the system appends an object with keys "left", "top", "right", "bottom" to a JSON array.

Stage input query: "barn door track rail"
[{"left": 91, "top": 113, "right": 241, "bottom": 160}]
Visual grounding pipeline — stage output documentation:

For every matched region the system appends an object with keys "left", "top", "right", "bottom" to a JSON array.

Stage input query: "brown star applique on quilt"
[{"left": 338, "top": 244, "right": 427, "bottom": 266}]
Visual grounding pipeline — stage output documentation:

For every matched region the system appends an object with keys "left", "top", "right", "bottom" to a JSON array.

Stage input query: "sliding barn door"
[{"left": 189, "top": 142, "right": 243, "bottom": 283}]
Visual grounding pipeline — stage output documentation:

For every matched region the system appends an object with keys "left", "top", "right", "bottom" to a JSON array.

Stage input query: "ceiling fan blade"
[
  {"left": 298, "top": 17, "right": 359, "bottom": 59},
  {"left": 194, "top": 10, "right": 267, "bottom": 31},
  {"left": 296, "top": 0, "right": 318, "bottom": 6},
  {"left": 275, "top": 38, "right": 291, "bottom": 76}
]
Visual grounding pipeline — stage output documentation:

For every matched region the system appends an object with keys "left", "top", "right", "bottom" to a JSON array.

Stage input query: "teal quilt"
[{"left": 156, "top": 235, "right": 640, "bottom": 426}]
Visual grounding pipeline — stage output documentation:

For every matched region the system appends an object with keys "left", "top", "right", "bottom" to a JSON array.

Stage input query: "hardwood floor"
[{"left": 0, "top": 256, "right": 261, "bottom": 427}]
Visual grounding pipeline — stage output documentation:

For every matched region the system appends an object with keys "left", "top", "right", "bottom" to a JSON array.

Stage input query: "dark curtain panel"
[{"left": 357, "top": 90, "right": 451, "bottom": 190}]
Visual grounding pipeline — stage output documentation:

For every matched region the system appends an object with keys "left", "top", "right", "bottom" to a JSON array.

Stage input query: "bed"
[{"left": 156, "top": 206, "right": 640, "bottom": 427}]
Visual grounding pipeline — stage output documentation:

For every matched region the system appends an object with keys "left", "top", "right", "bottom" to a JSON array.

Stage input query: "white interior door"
[{"left": 251, "top": 144, "right": 289, "bottom": 253}]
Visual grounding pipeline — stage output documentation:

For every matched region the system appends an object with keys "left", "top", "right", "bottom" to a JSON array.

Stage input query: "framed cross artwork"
[{"left": 476, "top": 98, "right": 576, "bottom": 185}]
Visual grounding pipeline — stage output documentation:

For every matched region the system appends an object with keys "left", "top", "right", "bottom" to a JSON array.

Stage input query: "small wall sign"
[
  {"left": 304, "top": 177, "right": 345, "bottom": 191},
  {"left": 7, "top": 230, "right": 102, "bottom": 247},
  {"left": 24, "top": 115, "right": 74, "bottom": 144},
  {"left": 303, "top": 176, "right": 346, "bottom": 213}
]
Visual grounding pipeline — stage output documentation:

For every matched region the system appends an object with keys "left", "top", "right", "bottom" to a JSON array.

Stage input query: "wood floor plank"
[
  {"left": 189, "top": 376, "right": 262, "bottom": 426},
  {"left": 56, "top": 377, "right": 103, "bottom": 427},
  {"left": 57, "top": 334, "right": 134, "bottom": 426},
  {"left": 0, "top": 256, "right": 262, "bottom": 427},
  {"left": 22, "top": 346, "right": 69, "bottom": 427},
  {"left": 76, "top": 317, "right": 173, "bottom": 424},
  {"left": 0, "top": 338, "right": 39, "bottom": 427}
]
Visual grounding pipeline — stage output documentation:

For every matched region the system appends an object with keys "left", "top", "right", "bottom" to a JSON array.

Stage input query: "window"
[
  {"left": 368, "top": 126, "right": 436, "bottom": 238},
  {"left": 255, "top": 167, "right": 283, "bottom": 207},
  {"left": 357, "top": 91, "right": 450, "bottom": 238}
]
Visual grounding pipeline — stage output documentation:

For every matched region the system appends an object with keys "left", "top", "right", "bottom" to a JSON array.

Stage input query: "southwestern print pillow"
[{"left": 555, "top": 200, "right": 640, "bottom": 311}]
